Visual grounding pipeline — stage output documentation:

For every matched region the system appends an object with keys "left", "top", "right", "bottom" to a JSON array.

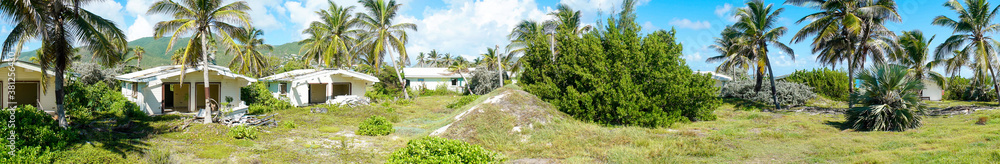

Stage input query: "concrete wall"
[
  {"left": 122, "top": 70, "right": 252, "bottom": 115},
  {"left": 406, "top": 77, "right": 465, "bottom": 92},
  {"left": 272, "top": 74, "right": 372, "bottom": 107},
  {"left": 922, "top": 79, "right": 943, "bottom": 101},
  {"left": 0, "top": 66, "right": 57, "bottom": 111}
]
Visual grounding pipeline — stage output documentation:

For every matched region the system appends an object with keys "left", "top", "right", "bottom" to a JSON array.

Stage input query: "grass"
[{"left": 41, "top": 87, "right": 1000, "bottom": 163}]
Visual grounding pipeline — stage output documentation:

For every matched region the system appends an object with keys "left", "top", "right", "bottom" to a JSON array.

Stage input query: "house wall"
[
  {"left": 406, "top": 77, "right": 465, "bottom": 92},
  {"left": 0, "top": 66, "right": 57, "bottom": 112},
  {"left": 277, "top": 74, "right": 373, "bottom": 107},
  {"left": 123, "top": 70, "right": 252, "bottom": 115},
  {"left": 923, "top": 79, "right": 943, "bottom": 101}
]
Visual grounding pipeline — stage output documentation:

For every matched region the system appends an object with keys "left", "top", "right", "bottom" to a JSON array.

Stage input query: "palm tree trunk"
[
  {"left": 201, "top": 32, "right": 212, "bottom": 124},
  {"left": 56, "top": 56, "right": 67, "bottom": 128},
  {"left": 988, "top": 63, "right": 1000, "bottom": 104},
  {"left": 458, "top": 71, "right": 473, "bottom": 94},
  {"left": 389, "top": 52, "right": 410, "bottom": 99}
]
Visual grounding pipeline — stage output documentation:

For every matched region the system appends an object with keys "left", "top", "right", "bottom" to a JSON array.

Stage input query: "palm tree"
[
  {"left": 358, "top": 0, "right": 418, "bottom": 99},
  {"left": 548, "top": 4, "right": 592, "bottom": 36},
  {"left": 939, "top": 50, "right": 970, "bottom": 77},
  {"left": 933, "top": 0, "right": 1000, "bottom": 104},
  {"left": 129, "top": 46, "right": 145, "bottom": 67},
  {"left": 786, "top": 0, "right": 901, "bottom": 107},
  {"left": 171, "top": 47, "right": 200, "bottom": 66},
  {"left": 415, "top": 52, "right": 426, "bottom": 67},
  {"left": 892, "top": 30, "right": 946, "bottom": 98},
  {"left": 1, "top": 0, "right": 128, "bottom": 127},
  {"left": 447, "top": 61, "right": 473, "bottom": 94},
  {"left": 149, "top": 0, "right": 251, "bottom": 123},
  {"left": 729, "top": 0, "right": 796, "bottom": 109},
  {"left": 426, "top": 50, "right": 440, "bottom": 67},
  {"left": 847, "top": 64, "right": 925, "bottom": 131},
  {"left": 223, "top": 27, "right": 271, "bottom": 77},
  {"left": 707, "top": 26, "right": 753, "bottom": 79},
  {"left": 300, "top": 0, "right": 359, "bottom": 68}
]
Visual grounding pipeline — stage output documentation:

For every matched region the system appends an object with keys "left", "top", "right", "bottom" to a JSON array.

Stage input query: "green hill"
[{"left": 19, "top": 37, "right": 303, "bottom": 68}]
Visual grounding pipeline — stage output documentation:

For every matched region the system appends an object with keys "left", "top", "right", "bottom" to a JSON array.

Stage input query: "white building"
[
  {"left": 922, "top": 79, "right": 944, "bottom": 101},
  {"left": 403, "top": 68, "right": 471, "bottom": 92},
  {"left": 695, "top": 71, "right": 734, "bottom": 88},
  {"left": 116, "top": 65, "right": 257, "bottom": 115},
  {"left": 261, "top": 69, "right": 379, "bottom": 107},
  {"left": 0, "top": 61, "right": 57, "bottom": 112}
]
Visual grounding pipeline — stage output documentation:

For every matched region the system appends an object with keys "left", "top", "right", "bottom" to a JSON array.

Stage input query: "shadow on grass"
[
  {"left": 824, "top": 121, "right": 850, "bottom": 131},
  {"left": 69, "top": 114, "right": 184, "bottom": 158},
  {"left": 722, "top": 98, "right": 772, "bottom": 111}
]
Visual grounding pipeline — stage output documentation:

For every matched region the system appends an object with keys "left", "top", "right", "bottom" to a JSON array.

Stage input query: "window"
[
  {"left": 417, "top": 78, "right": 424, "bottom": 82},
  {"left": 405, "top": 79, "right": 411, "bottom": 87},
  {"left": 451, "top": 79, "right": 458, "bottom": 85},
  {"left": 280, "top": 83, "right": 288, "bottom": 94},
  {"left": 131, "top": 82, "right": 139, "bottom": 98}
]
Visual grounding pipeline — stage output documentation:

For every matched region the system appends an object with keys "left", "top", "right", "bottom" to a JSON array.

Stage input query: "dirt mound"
[{"left": 430, "top": 86, "right": 566, "bottom": 141}]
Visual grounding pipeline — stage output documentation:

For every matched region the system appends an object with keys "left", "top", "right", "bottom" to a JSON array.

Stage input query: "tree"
[
  {"left": 847, "top": 64, "right": 925, "bottom": 131},
  {"left": 891, "top": 30, "right": 946, "bottom": 97},
  {"left": 1, "top": 0, "right": 128, "bottom": 127},
  {"left": 932, "top": 0, "right": 1000, "bottom": 104},
  {"left": 446, "top": 61, "right": 473, "bottom": 94},
  {"left": 300, "top": 0, "right": 359, "bottom": 68},
  {"left": 787, "top": 0, "right": 901, "bottom": 108},
  {"left": 729, "top": 0, "right": 796, "bottom": 109},
  {"left": 415, "top": 52, "right": 426, "bottom": 67},
  {"left": 149, "top": 0, "right": 252, "bottom": 123},
  {"left": 222, "top": 27, "right": 271, "bottom": 77},
  {"left": 707, "top": 26, "right": 753, "bottom": 79},
  {"left": 358, "top": 0, "right": 418, "bottom": 99}
]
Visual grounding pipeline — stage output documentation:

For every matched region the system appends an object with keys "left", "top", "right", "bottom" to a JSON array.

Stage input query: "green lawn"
[{"left": 49, "top": 88, "right": 1000, "bottom": 163}]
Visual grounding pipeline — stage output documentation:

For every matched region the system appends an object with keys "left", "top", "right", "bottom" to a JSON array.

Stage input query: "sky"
[{"left": 0, "top": 0, "right": 977, "bottom": 77}]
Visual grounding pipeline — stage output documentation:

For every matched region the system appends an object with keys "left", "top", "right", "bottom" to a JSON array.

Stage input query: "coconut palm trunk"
[
  {"left": 989, "top": 64, "right": 1000, "bottom": 104},
  {"left": 201, "top": 32, "right": 213, "bottom": 124}
]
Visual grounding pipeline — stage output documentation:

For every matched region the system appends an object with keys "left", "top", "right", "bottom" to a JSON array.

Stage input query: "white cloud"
[
  {"left": 126, "top": 15, "right": 153, "bottom": 41},
  {"left": 684, "top": 51, "right": 703, "bottom": 61},
  {"left": 668, "top": 18, "right": 711, "bottom": 30},
  {"left": 714, "top": 3, "right": 738, "bottom": 23},
  {"left": 243, "top": 0, "right": 286, "bottom": 30},
  {"left": 774, "top": 52, "right": 805, "bottom": 67},
  {"left": 402, "top": 0, "right": 549, "bottom": 59},
  {"left": 83, "top": 0, "right": 125, "bottom": 27}
]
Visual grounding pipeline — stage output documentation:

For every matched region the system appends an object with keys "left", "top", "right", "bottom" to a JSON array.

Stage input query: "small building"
[
  {"left": 403, "top": 68, "right": 470, "bottom": 92},
  {"left": 921, "top": 79, "right": 943, "bottom": 101},
  {"left": 116, "top": 65, "right": 257, "bottom": 115},
  {"left": 695, "top": 71, "right": 733, "bottom": 88},
  {"left": 0, "top": 61, "right": 57, "bottom": 111},
  {"left": 261, "top": 69, "right": 379, "bottom": 107}
]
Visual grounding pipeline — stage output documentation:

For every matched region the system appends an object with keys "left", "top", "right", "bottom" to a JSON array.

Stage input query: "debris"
[
  {"left": 220, "top": 114, "right": 278, "bottom": 127},
  {"left": 977, "top": 117, "right": 988, "bottom": 125},
  {"left": 926, "top": 106, "right": 998, "bottom": 116},
  {"left": 311, "top": 108, "right": 328, "bottom": 113},
  {"left": 329, "top": 95, "right": 371, "bottom": 107}
]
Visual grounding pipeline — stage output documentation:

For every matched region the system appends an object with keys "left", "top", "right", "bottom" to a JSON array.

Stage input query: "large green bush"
[
  {"left": 241, "top": 82, "right": 293, "bottom": 115},
  {"left": 360, "top": 65, "right": 406, "bottom": 101},
  {"left": 0, "top": 105, "right": 77, "bottom": 152},
  {"left": 846, "top": 64, "right": 925, "bottom": 131},
  {"left": 519, "top": 4, "right": 719, "bottom": 127},
  {"left": 720, "top": 80, "right": 817, "bottom": 107},
  {"left": 65, "top": 81, "right": 148, "bottom": 125},
  {"left": 356, "top": 116, "right": 394, "bottom": 136},
  {"left": 944, "top": 76, "right": 997, "bottom": 101},
  {"left": 388, "top": 137, "right": 502, "bottom": 164},
  {"left": 780, "top": 68, "right": 850, "bottom": 101}
]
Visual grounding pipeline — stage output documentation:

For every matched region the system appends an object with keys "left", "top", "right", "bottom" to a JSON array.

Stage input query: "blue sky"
[{"left": 0, "top": 0, "right": 975, "bottom": 77}]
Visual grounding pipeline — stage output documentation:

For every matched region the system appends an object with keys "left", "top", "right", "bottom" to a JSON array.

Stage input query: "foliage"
[
  {"left": 519, "top": 1, "right": 719, "bottom": 127},
  {"left": 241, "top": 82, "right": 293, "bottom": 115},
  {"left": 70, "top": 62, "right": 129, "bottom": 86},
  {"left": 781, "top": 68, "right": 850, "bottom": 101},
  {"left": 944, "top": 76, "right": 998, "bottom": 101},
  {"left": 0, "top": 105, "right": 77, "bottom": 152},
  {"left": 447, "top": 95, "right": 481, "bottom": 109},
  {"left": 468, "top": 65, "right": 508, "bottom": 95},
  {"left": 388, "top": 137, "right": 502, "bottom": 164},
  {"left": 0, "top": 146, "right": 59, "bottom": 163},
  {"left": 362, "top": 65, "right": 405, "bottom": 101},
  {"left": 846, "top": 64, "right": 925, "bottom": 131},
  {"left": 418, "top": 84, "right": 459, "bottom": 97},
  {"left": 228, "top": 125, "right": 260, "bottom": 140},
  {"left": 356, "top": 116, "right": 394, "bottom": 136},
  {"left": 65, "top": 81, "right": 148, "bottom": 125},
  {"left": 721, "top": 80, "right": 817, "bottom": 107}
]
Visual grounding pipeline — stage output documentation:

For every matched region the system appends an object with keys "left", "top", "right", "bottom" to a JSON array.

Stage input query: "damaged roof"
[
  {"left": 261, "top": 69, "right": 379, "bottom": 83},
  {"left": 116, "top": 65, "right": 257, "bottom": 83},
  {"left": 403, "top": 67, "right": 476, "bottom": 78}
]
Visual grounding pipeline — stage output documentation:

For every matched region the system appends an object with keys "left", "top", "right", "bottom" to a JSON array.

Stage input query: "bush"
[
  {"left": 0, "top": 105, "right": 77, "bottom": 152},
  {"left": 519, "top": 6, "right": 719, "bottom": 127},
  {"left": 0, "top": 146, "right": 59, "bottom": 163},
  {"left": 780, "top": 68, "right": 850, "bottom": 101},
  {"left": 944, "top": 76, "right": 997, "bottom": 101},
  {"left": 228, "top": 125, "right": 259, "bottom": 140},
  {"left": 357, "top": 116, "right": 394, "bottom": 136},
  {"left": 388, "top": 137, "right": 502, "bottom": 164},
  {"left": 468, "top": 66, "right": 506, "bottom": 95},
  {"left": 447, "top": 95, "right": 480, "bottom": 109},
  {"left": 360, "top": 65, "right": 405, "bottom": 101},
  {"left": 419, "top": 84, "right": 458, "bottom": 96},
  {"left": 720, "top": 80, "right": 817, "bottom": 107},
  {"left": 846, "top": 64, "right": 924, "bottom": 131},
  {"left": 241, "top": 82, "right": 293, "bottom": 115},
  {"left": 65, "top": 81, "right": 148, "bottom": 125}
]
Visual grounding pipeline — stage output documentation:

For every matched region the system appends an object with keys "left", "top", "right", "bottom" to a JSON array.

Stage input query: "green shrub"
[
  {"left": 846, "top": 64, "right": 924, "bottom": 131},
  {"left": 0, "top": 146, "right": 59, "bottom": 163},
  {"left": 519, "top": 7, "right": 719, "bottom": 127},
  {"left": 719, "top": 80, "right": 817, "bottom": 107},
  {"left": 228, "top": 125, "right": 259, "bottom": 140},
  {"left": 780, "top": 68, "right": 850, "bottom": 101},
  {"left": 944, "top": 76, "right": 997, "bottom": 101},
  {"left": 468, "top": 67, "right": 506, "bottom": 95},
  {"left": 65, "top": 81, "right": 148, "bottom": 125},
  {"left": 446, "top": 95, "right": 480, "bottom": 109},
  {"left": 388, "top": 137, "right": 502, "bottom": 164},
  {"left": 242, "top": 82, "right": 293, "bottom": 115},
  {"left": 281, "top": 121, "right": 298, "bottom": 129},
  {"left": 0, "top": 105, "right": 77, "bottom": 152},
  {"left": 360, "top": 65, "right": 406, "bottom": 102},
  {"left": 356, "top": 116, "right": 394, "bottom": 136},
  {"left": 420, "top": 84, "right": 459, "bottom": 96}
]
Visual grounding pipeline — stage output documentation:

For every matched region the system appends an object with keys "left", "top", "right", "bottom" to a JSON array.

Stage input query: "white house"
[
  {"left": 116, "top": 65, "right": 257, "bottom": 115},
  {"left": 261, "top": 69, "right": 379, "bottom": 107},
  {"left": 403, "top": 68, "right": 471, "bottom": 92},
  {"left": 922, "top": 79, "right": 944, "bottom": 101},
  {"left": 695, "top": 71, "right": 734, "bottom": 88},
  {"left": 0, "top": 61, "right": 57, "bottom": 112}
]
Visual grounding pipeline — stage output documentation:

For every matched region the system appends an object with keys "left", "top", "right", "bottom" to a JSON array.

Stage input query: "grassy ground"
[{"left": 50, "top": 87, "right": 1000, "bottom": 163}]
